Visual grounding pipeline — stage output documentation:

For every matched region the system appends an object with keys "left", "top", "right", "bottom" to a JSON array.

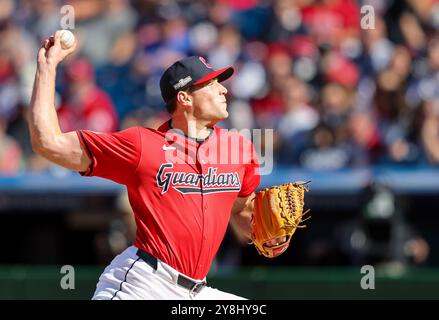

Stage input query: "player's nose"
[{"left": 219, "top": 82, "right": 228, "bottom": 95}]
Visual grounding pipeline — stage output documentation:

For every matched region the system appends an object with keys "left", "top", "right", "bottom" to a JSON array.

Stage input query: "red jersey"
[{"left": 77, "top": 120, "right": 260, "bottom": 279}]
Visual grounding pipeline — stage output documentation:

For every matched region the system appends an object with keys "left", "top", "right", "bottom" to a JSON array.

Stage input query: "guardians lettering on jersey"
[{"left": 156, "top": 163, "right": 241, "bottom": 194}]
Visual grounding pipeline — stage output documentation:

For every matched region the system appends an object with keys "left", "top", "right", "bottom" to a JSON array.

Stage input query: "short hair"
[{"left": 166, "top": 98, "right": 177, "bottom": 114}]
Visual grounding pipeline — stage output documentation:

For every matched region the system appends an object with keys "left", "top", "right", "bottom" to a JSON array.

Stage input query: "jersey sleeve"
[
  {"left": 76, "top": 127, "right": 141, "bottom": 185},
  {"left": 238, "top": 138, "right": 261, "bottom": 197}
]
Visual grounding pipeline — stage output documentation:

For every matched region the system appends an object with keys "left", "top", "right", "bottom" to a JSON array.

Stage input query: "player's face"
[{"left": 189, "top": 78, "right": 228, "bottom": 123}]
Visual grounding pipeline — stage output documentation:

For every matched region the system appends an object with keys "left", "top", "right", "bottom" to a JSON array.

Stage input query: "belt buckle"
[{"left": 190, "top": 281, "right": 206, "bottom": 295}]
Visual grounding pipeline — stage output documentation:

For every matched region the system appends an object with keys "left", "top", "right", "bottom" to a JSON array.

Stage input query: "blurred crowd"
[{"left": 2, "top": 0, "right": 439, "bottom": 175}]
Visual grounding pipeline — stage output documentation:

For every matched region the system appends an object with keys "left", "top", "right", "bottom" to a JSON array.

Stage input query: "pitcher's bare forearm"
[
  {"left": 230, "top": 193, "right": 255, "bottom": 242},
  {"left": 28, "top": 31, "right": 91, "bottom": 172},
  {"left": 29, "top": 65, "right": 89, "bottom": 171},
  {"left": 29, "top": 64, "right": 61, "bottom": 150}
]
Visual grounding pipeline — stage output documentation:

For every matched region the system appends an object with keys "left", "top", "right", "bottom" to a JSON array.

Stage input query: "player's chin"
[{"left": 215, "top": 110, "right": 228, "bottom": 120}]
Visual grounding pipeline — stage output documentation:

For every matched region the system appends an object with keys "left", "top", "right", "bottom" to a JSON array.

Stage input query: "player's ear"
[{"left": 176, "top": 91, "right": 192, "bottom": 111}]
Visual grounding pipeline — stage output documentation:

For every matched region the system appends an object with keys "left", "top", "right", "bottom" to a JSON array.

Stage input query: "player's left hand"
[
  {"left": 265, "top": 236, "right": 287, "bottom": 247},
  {"left": 251, "top": 182, "right": 311, "bottom": 258}
]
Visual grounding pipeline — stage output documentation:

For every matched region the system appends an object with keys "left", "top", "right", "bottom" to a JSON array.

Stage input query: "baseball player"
[{"left": 29, "top": 31, "right": 285, "bottom": 300}]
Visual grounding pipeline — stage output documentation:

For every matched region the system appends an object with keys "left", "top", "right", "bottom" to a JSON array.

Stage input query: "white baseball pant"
[{"left": 92, "top": 246, "right": 246, "bottom": 300}]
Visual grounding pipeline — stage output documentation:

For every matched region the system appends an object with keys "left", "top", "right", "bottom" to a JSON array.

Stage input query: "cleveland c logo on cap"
[{"left": 199, "top": 57, "right": 212, "bottom": 69}]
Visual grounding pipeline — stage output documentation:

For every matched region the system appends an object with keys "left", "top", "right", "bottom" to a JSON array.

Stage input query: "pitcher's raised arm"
[{"left": 28, "top": 30, "right": 91, "bottom": 172}]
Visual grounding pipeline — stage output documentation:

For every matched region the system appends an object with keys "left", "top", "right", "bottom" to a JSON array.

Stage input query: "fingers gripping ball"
[
  {"left": 251, "top": 182, "right": 311, "bottom": 258},
  {"left": 60, "top": 30, "right": 75, "bottom": 49}
]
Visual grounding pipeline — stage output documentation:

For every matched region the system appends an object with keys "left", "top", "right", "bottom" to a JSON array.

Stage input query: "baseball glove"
[{"left": 251, "top": 181, "right": 311, "bottom": 258}]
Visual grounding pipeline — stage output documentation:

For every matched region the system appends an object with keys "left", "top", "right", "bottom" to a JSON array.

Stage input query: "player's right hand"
[{"left": 37, "top": 30, "right": 76, "bottom": 68}]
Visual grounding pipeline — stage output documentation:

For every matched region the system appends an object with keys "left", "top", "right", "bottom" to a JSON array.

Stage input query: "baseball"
[{"left": 60, "top": 29, "right": 75, "bottom": 49}]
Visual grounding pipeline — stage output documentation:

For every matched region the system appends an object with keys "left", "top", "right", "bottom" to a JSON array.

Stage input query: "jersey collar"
[{"left": 157, "top": 119, "right": 217, "bottom": 144}]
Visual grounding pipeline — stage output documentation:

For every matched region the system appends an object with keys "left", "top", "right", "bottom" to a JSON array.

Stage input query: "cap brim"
[{"left": 193, "top": 66, "right": 234, "bottom": 86}]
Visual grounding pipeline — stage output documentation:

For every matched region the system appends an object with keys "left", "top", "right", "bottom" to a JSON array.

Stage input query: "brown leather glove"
[{"left": 251, "top": 182, "right": 311, "bottom": 258}]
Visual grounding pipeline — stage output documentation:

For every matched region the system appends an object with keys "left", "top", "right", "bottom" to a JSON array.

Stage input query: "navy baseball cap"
[{"left": 159, "top": 56, "right": 234, "bottom": 104}]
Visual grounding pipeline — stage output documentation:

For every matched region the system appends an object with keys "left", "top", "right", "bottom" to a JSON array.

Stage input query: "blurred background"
[{"left": 1, "top": 0, "right": 439, "bottom": 299}]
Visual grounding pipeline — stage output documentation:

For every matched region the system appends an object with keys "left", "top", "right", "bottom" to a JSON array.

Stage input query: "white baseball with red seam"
[{"left": 60, "top": 30, "right": 75, "bottom": 49}]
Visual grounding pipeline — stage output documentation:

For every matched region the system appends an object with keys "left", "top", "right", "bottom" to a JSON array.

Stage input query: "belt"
[{"left": 136, "top": 249, "right": 206, "bottom": 294}]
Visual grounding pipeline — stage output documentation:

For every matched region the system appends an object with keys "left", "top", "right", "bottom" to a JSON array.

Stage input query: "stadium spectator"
[{"left": 57, "top": 57, "right": 119, "bottom": 133}]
